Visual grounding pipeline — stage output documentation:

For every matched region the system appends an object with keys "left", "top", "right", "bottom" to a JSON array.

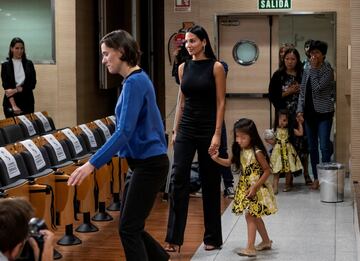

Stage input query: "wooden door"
[{"left": 218, "top": 15, "right": 272, "bottom": 94}]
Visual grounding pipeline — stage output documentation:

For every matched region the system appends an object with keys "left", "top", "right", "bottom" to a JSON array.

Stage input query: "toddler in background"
[{"left": 266, "top": 109, "right": 303, "bottom": 193}]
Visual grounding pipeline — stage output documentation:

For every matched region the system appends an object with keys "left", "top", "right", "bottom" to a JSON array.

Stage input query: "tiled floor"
[{"left": 192, "top": 175, "right": 357, "bottom": 261}]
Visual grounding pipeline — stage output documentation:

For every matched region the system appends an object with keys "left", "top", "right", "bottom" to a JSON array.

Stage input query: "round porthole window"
[{"left": 232, "top": 40, "right": 259, "bottom": 66}]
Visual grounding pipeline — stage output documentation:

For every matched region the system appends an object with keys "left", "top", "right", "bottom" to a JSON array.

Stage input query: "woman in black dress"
[{"left": 165, "top": 25, "right": 226, "bottom": 252}]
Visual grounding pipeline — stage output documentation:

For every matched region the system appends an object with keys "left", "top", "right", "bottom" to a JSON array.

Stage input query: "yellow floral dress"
[
  {"left": 270, "top": 128, "right": 302, "bottom": 174},
  {"left": 232, "top": 148, "right": 277, "bottom": 217}
]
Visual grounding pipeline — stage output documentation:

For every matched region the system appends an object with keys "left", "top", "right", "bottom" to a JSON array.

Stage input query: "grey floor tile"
[
  {"left": 191, "top": 176, "right": 357, "bottom": 261},
  {"left": 335, "top": 251, "right": 357, "bottom": 261}
]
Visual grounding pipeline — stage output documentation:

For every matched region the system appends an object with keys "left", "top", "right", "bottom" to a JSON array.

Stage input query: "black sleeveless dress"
[{"left": 179, "top": 59, "right": 216, "bottom": 138}]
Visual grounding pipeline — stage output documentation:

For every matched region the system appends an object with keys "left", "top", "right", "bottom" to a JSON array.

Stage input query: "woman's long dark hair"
[
  {"left": 279, "top": 47, "right": 303, "bottom": 77},
  {"left": 8, "top": 37, "right": 27, "bottom": 60},
  {"left": 186, "top": 25, "right": 216, "bottom": 60},
  {"left": 231, "top": 118, "right": 269, "bottom": 170}
]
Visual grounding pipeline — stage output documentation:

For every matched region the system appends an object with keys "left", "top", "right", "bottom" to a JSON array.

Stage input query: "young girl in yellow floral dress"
[
  {"left": 266, "top": 109, "right": 303, "bottom": 193},
  {"left": 211, "top": 118, "right": 277, "bottom": 257}
]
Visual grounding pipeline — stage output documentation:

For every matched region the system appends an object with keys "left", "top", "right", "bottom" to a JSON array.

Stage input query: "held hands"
[
  {"left": 209, "top": 149, "right": 219, "bottom": 160},
  {"left": 296, "top": 112, "right": 304, "bottom": 123},
  {"left": 16, "top": 86, "right": 23, "bottom": 93},
  {"left": 297, "top": 114, "right": 304, "bottom": 124},
  {"left": 208, "top": 133, "right": 220, "bottom": 155},
  {"left": 67, "top": 161, "right": 95, "bottom": 186},
  {"left": 5, "top": 88, "right": 18, "bottom": 97}
]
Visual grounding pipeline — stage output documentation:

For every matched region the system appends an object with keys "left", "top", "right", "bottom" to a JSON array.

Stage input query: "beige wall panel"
[
  {"left": 225, "top": 98, "right": 271, "bottom": 148},
  {"left": 55, "top": 0, "right": 76, "bottom": 128},
  {"left": 33, "top": 65, "right": 58, "bottom": 118},
  {"left": 165, "top": 0, "right": 351, "bottom": 172}
]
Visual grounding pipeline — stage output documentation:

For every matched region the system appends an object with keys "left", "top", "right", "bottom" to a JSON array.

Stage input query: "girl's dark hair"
[
  {"left": 274, "top": 109, "right": 297, "bottom": 143},
  {"left": 274, "top": 109, "right": 289, "bottom": 132},
  {"left": 231, "top": 118, "right": 269, "bottom": 170},
  {"left": 186, "top": 25, "right": 216, "bottom": 60},
  {"left": 279, "top": 47, "right": 303, "bottom": 74},
  {"left": 8, "top": 37, "right": 26, "bottom": 60},
  {"left": 100, "top": 29, "right": 141, "bottom": 67}
]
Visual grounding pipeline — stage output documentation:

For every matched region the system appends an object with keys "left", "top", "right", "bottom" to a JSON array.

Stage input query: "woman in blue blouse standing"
[{"left": 67, "top": 30, "right": 170, "bottom": 261}]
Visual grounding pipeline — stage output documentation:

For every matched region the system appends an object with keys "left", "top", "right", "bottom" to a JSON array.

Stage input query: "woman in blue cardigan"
[
  {"left": 67, "top": 30, "right": 170, "bottom": 261},
  {"left": 1, "top": 37, "right": 36, "bottom": 117}
]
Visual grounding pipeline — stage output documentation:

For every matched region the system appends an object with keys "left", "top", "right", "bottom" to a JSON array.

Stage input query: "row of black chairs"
[
  {"left": 0, "top": 111, "right": 56, "bottom": 146},
  {"left": 0, "top": 115, "right": 126, "bottom": 259}
]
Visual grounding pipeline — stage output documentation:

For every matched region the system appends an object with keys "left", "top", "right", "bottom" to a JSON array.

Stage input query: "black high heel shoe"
[
  {"left": 164, "top": 243, "right": 181, "bottom": 253},
  {"left": 204, "top": 244, "right": 222, "bottom": 251}
]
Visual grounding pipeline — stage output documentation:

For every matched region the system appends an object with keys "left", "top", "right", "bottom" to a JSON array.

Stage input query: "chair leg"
[
  {"left": 107, "top": 192, "right": 121, "bottom": 211},
  {"left": 57, "top": 224, "right": 82, "bottom": 246},
  {"left": 76, "top": 212, "right": 99, "bottom": 233},
  {"left": 53, "top": 249, "right": 62, "bottom": 260},
  {"left": 92, "top": 202, "right": 113, "bottom": 221}
]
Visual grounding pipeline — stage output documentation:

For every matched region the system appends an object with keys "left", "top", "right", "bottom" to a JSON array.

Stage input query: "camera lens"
[{"left": 28, "top": 217, "right": 47, "bottom": 236}]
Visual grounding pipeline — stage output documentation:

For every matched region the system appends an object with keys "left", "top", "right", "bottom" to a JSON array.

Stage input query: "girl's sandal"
[
  {"left": 310, "top": 180, "right": 320, "bottom": 190},
  {"left": 255, "top": 240, "right": 273, "bottom": 251},
  {"left": 237, "top": 248, "right": 256, "bottom": 257}
]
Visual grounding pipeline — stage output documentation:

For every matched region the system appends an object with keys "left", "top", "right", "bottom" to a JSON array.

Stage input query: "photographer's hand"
[
  {"left": 28, "top": 237, "right": 40, "bottom": 261},
  {"left": 28, "top": 230, "right": 54, "bottom": 261},
  {"left": 40, "top": 230, "right": 54, "bottom": 261}
]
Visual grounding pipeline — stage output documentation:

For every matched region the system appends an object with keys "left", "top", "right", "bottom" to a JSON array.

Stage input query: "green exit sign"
[{"left": 258, "top": 0, "right": 292, "bottom": 10}]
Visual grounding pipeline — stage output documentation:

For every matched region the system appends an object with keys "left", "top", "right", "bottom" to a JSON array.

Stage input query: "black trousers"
[
  {"left": 165, "top": 133, "right": 223, "bottom": 247},
  {"left": 119, "top": 154, "right": 170, "bottom": 261}
]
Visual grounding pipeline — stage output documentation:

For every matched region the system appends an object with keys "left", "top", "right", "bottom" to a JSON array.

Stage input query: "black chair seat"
[{"left": 0, "top": 178, "right": 28, "bottom": 191}]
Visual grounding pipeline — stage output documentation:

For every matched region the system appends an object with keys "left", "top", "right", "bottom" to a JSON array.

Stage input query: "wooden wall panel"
[
  {"left": 75, "top": 0, "right": 118, "bottom": 125},
  {"left": 218, "top": 16, "right": 270, "bottom": 94},
  {"left": 55, "top": 0, "right": 76, "bottom": 127}
]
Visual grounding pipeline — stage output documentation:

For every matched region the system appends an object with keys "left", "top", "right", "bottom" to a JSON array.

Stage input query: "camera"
[
  {"left": 28, "top": 217, "right": 48, "bottom": 243},
  {"left": 17, "top": 218, "right": 47, "bottom": 261}
]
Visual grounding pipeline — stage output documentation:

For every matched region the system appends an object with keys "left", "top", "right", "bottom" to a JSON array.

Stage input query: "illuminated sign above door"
[{"left": 258, "top": 0, "right": 291, "bottom": 10}]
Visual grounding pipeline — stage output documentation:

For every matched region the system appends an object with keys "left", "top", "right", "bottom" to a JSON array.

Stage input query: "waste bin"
[{"left": 317, "top": 163, "right": 345, "bottom": 203}]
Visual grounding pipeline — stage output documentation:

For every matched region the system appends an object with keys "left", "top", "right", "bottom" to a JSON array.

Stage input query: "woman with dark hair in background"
[
  {"left": 268, "top": 47, "right": 312, "bottom": 186},
  {"left": 297, "top": 40, "right": 335, "bottom": 190},
  {"left": 165, "top": 25, "right": 226, "bottom": 252},
  {"left": 1, "top": 37, "right": 36, "bottom": 118}
]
